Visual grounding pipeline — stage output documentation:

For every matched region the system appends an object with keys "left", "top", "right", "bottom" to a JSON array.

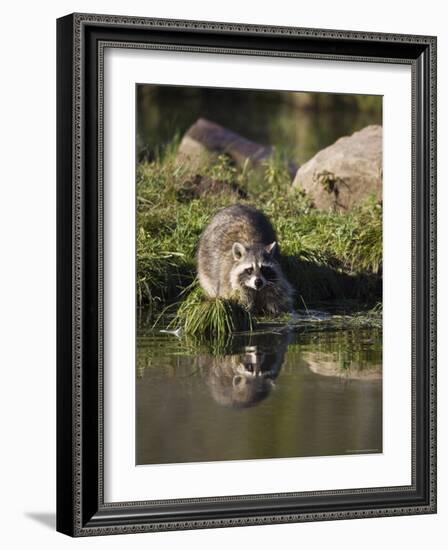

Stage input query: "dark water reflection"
[
  {"left": 137, "top": 86, "right": 382, "bottom": 166},
  {"left": 136, "top": 323, "right": 382, "bottom": 465}
]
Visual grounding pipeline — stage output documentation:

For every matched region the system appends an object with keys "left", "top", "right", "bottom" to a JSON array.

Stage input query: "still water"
[
  {"left": 137, "top": 85, "right": 382, "bottom": 166},
  {"left": 136, "top": 318, "right": 382, "bottom": 465}
]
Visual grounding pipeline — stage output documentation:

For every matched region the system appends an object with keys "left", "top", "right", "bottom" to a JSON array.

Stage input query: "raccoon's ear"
[
  {"left": 232, "top": 242, "right": 246, "bottom": 261},
  {"left": 265, "top": 241, "right": 277, "bottom": 256}
]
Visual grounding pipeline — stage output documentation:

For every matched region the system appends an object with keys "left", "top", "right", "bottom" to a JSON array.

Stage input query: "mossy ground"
[{"left": 137, "top": 141, "right": 382, "bottom": 336}]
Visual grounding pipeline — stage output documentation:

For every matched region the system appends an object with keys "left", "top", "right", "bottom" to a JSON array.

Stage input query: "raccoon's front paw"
[{"left": 242, "top": 301, "right": 255, "bottom": 313}]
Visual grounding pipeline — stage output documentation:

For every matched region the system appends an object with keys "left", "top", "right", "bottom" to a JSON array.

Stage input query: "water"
[
  {"left": 136, "top": 319, "right": 382, "bottom": 465},
  {"left": 137, "top": 85, "right": 382, "bottom": 166}
]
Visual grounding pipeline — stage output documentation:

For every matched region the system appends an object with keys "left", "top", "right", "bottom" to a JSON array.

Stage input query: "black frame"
[{"left": 57, "top": 13, "right": 437, "bottom": 536}]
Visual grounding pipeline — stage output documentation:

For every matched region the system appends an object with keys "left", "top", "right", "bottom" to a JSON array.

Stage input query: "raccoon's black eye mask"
[
  {"left": 260, "top": 265, "right": 276, "bottom": 279},
  {"left": 245, "top": 267, "right": 254, "bottom": 275}
]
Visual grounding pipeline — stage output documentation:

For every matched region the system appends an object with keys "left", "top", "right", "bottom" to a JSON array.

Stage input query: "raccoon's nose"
[{"left": 254, "top": 278, "right": 263, "bottom": 289}]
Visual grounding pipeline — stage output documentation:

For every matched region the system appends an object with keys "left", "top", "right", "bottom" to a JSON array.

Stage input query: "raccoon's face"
[
  {"left": 230, "top": 241, "right": 280, "bottom": 292},
  {"left": 207, "top": 346, "right": 276, "bottom": 408},
  {"left": 235, "top": 346, "right": 266, "bottom": 377}
]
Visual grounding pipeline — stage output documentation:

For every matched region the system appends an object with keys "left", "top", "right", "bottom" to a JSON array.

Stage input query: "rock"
[
  {"left": 303, "top": 352, "right": 382, "bottom": 381},
  {"left": 177, "top": 118, "right": 297, "bottom": 177},
  {"left": 293, "top": 125, "right": 382, "bottom": 210}
]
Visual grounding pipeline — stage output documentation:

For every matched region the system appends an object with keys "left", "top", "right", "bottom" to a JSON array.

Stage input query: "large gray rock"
[
  {"left": 293, "top": 125, "right": 382, "bottom": 211},
  {"left": 177, "top": 118, "right": 296, "bottom": 177}
]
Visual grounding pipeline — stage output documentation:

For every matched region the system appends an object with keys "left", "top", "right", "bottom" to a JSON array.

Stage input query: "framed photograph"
[{"left": 56, "top": 13, "right": 437, "bottom": 536}]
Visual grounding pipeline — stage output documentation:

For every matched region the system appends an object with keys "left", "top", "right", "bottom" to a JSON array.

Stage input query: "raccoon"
[
  {"left": 205, "top": 332, "right": 291, "bottom": 408},
  {"left": 206, "top": 347, "right": 278, "bottom": 408},
  {"left": 197, "top": 204, "right": 293, "bottom": 314}
]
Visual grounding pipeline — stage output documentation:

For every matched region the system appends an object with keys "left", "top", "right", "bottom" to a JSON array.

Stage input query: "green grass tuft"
[{"left": 171, "top": 285, "right": 255, "bottom": 341}]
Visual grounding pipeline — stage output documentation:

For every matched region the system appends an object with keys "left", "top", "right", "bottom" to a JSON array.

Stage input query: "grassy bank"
[{"left": 137, "top": 143, "right": 382, "bottom": 328}]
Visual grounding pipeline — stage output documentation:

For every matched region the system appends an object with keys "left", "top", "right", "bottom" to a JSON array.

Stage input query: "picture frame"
[{"left": 56, "top": 12, "right": 437, "bottom": 536}]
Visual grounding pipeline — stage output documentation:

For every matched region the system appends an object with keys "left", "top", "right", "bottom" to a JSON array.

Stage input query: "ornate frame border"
[{"left": 56, "top": 13, "right": 437, "bottom": 537}]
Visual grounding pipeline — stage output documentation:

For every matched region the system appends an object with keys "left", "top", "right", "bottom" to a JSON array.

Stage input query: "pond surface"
[
  {"left": 137, "top": 85, "right": 382, "bottom": 166},
  {"left": 136, "top": 317, "right": 382, "bottom": 465}
]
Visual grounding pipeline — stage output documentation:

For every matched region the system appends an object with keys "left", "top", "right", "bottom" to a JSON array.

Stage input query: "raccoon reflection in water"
[{"left": 205, "top": 331, "right": 291, "bottom": 409}]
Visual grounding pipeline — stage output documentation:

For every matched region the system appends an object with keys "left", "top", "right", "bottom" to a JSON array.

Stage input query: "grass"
[
  {"left": 145, "top": 298, "right": 382, "bottom": 351},
  {"left": 136, "top": 139, "right": 383, "bottom": 335},
  {"left": 170, "top": 284, "right": 255, "bottom": 342}
]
